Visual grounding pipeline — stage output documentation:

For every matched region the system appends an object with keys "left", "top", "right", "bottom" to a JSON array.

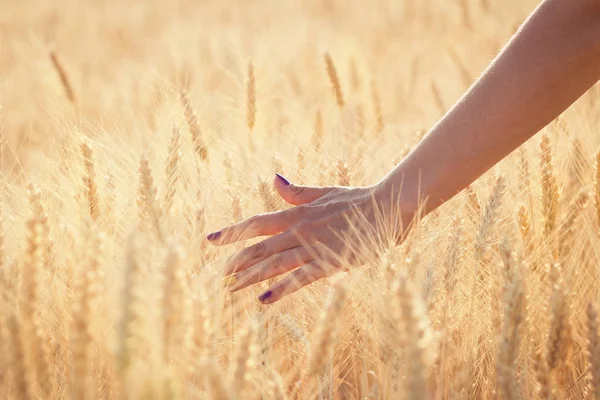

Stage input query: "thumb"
[{"left": 274, "top": 173, "right": 334, "bottom": 205}]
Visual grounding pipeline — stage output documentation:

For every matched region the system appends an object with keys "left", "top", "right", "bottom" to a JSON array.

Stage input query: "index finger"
[{"left": 207, "top": 207, "right": 303, "bottom": 245}]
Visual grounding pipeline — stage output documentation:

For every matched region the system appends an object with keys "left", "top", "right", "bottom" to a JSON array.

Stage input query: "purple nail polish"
[
  {"left": 258, "top": 290, "right": 272, "bottom": 302},
  {"left": 207, "top": 231, "right": 222, "bottom": 241},
  {"left": 275, "top": 173, "right": 290, "bottom": 186}
]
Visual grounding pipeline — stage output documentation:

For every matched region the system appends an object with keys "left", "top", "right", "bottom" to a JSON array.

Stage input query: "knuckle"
[
  {"left": 248, "top": 241, "right": 267, "bottom": 258},
  {"left": 292, "top": 204, "right": 309, "bottom": 218},
  {"left": 267, "top": 255, "right": 284, "bottom": 270},
  {"left": 291, "top": 271, "right": 310, "bottom": 288},
  {"left": 246, "top": 214, "right": 264, "bottom": 229},
  {"left": 294, "top": 220, "right": 316, "bottom": 237}
]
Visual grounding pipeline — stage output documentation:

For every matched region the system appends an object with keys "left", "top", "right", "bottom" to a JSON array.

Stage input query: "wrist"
[{"left": 371, "top": 168, "right": 421, "bottom": 237}]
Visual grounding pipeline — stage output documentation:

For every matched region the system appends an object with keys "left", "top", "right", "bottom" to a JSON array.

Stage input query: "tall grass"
[{"left": 0, "top": 0, "right": 598, "bottom": 398}]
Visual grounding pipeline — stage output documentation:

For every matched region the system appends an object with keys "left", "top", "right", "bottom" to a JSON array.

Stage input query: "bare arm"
[
  {"left": 210, "top": 0, "right": 600, "bottom": 304},
  {"left": 379, "top": 0, "right": 600, "bottom": 214}
]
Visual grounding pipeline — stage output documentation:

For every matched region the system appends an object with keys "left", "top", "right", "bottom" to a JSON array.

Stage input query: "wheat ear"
[
  {"left": 324, "top": 53, "right": 345, "bottom": 108},
  {"left": 81, "top": 141, "right": 100, "bottom": 221},
  {"left": 49, "top": 49, "right": 75, "bottom": 103}
]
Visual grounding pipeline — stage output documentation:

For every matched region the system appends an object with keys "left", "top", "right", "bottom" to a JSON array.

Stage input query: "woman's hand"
[{"left": 206, "top": 173, "right": 403, "bottom": 304}]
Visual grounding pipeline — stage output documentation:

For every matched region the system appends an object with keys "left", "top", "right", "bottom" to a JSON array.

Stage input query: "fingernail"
[
  {"left": 275, "top": 173, "right": 290, "bottom": 186},
  {"left": 258, "top": 290, "right": 272, "bottom": 303},
  {"left": 207, "top": 231, "right": 221, "bottom": 241},
  {"left": 222, "top": 274, "right": 237, "bottom": 286}
]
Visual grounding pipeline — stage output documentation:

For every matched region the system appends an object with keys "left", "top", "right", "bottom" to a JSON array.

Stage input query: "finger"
[
  {"left": 223, "top": 223, "right": 313, "bottom": 276},
  {"left": 274, "top": 173, "right": 336, "bottom": 206},
  {"left": 227, "top": 246, "right": 314, "bottom": 292},
  {"left": 207, "top": 208, "right": 301, "bottom": 245},
  {"left": 258, "top": 260, "right": 339, "bottom": 304}
]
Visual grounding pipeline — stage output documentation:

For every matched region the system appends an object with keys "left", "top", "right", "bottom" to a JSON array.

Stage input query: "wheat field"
[{"left": 0, "top": 0, "right": 599, "bottom": 399}]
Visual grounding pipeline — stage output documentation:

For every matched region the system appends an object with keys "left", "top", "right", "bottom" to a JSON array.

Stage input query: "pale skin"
[{"left": 207, "top": 0, "right": 600, "bottom": 304}]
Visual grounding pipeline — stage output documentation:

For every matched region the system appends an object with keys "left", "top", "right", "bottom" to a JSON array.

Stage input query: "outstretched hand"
[{"left": 206, "top": 173, "right": 401, "bottom": 304}]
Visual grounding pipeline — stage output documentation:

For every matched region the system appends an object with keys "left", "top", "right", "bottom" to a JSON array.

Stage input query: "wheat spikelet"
[
  {"left": 28, "top": 184, "right": 54, "bottom": 274},
  {"left": 103, "top": 172, "right": 116, "bottom": 228},
  {"left": 223, "top": 154, "right": 234, "bottom": 187},
  {"left": 438, "top": 217, "right": 463, "bottom": 397},
  {"left": 256, "top": 311, "right": 269, "bottom": 374},
  {"left": 117, "top": 233, "right": 145, "bottom": 376},
  {"left": 519, "top": 147, "right": 531, "bottom": 196},
  {"left": 231, "top": 194, "right": 243, "bottom": 223},
  {"left": 230, "top": 320, "right": 257, "bottom": 395},
  {"left": 312, "top": 110, "right": 324, "bottom": 152},
  {"left": 180, "top": 90, "right": 208, "bottom": 161},
  {"left": 497, "top": 239, "right": 526, "bottom": 400},
  {"left": 195, "top": 206, "right": 206, "bottom": 238},
  {"left": 475, "top": 175, "right": 506, "bottom": 259},
  {"left": 567, "top": 138, "right": 587, "bottom": 193},
  {"left": 190, "top": 285, "right": 210, "bottom": 363},
  {"left": 164, "top": 125, "right": 181, "bottom": 214},
  {"left": 162, "top": 242, "right": 189, "bottom": 365},
  {"left": 324, "top": 53, "right": 345, "bottom": 108},
  {"left": 546, "top": 263, "right": 572, "bottom": 392},
  {"left": 138, "top": 155, "right": 164, "bottom": 241},
  {"left": 540, "top": 134, "right": 559, "bottom": 238},
  {"left": 587, "top": 303, "right": 600, "bottom": 400},
  {"left": 71, "top": 227, "right": 104, "bottom": 400},
  {"left": 396, "top": 274, "right": 431, "bottom": 400},
  {"left": 336, "top": 159, "right": 351, "bottom": 186},
  {"left": 278, "top": 313, "right": 309, "bottom": 349},
  {"left": 80, "top": 141, "right": 100, "bottom": 221},
  {"left": 202, "top": 358, "right": 232, "bottom": 400},
  {"left": 467, "top": 176, "right": 505, "bottom": 394},
  {"left": 246, "top": 61, "right": 256, "bottom": 132},
  {"left": 534, "top": 344, "right": 554, "bottom": 399},
  {"left": 21, "top": 191, "right": 54, "bottom": 397},
  {"left": 271, "top": 156, "right": 283, "bottom": 177},
  {"left": 465, "top": 185, "right": 481, "bottom": 222},
  {"left": 296, "top": 149, "right": 306, "bottom": 183},
  {"left": 49, "top": 49, "right": 75, "bottom": 103},
  {"left": 559, "top": 188, "right": 589, "bottom": 256},
  {"left": 7, "top": 314, "right": 34, "bottom": 400},
  {"left": 308, "top": 280, "right": 347, "bottom": 375},
  {"left": 268, "top": 370, "right": 288, "bottom": 400},
  {"left": 258, "top": 177, "right": 277, "bottom": 212},
  {"left": 517, "top": 204, "right": 534, "bottom": 252}
]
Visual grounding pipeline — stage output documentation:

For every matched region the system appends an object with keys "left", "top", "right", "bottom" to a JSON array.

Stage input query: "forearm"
[{"left": 379, "top": 0, "right": 600, "bottom": 215}]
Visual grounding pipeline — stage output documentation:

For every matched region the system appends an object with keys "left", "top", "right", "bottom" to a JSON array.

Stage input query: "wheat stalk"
[
  {"left": 49, "top": 49, "right": 75, "bottom": 103},
  {"left": 162, "top": 242, "right": 189, "bottom": 366},
  {"left": 497, "top": 239, "right": 526, "bottom": 400},
  {"left": 324, "top": 53, "right": 345, "bottom": 108},
  {"left": 308, "top": 280, "right": 347, "bottom": 375},
  {"left": 164, "top": 125, "right": 182, "bottom": 214},
  {"left": 540, "top": 134, "right": 559, "bottom": 239},
  {"left": 180, "top": 90, "right": 208, "bottom": 161},
  {"left": 81, "top": 141, "right": 100, "bottom": 221},
  {"left": 71, "top": 227, "right": 104, "bottom": 400}
]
